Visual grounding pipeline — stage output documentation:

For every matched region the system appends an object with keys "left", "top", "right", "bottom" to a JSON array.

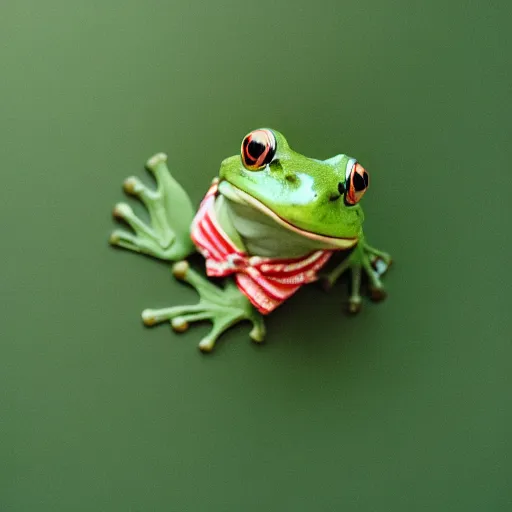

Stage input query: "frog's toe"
[
  {"left": 369, "top": 286, "right": 387, "bottom": 302},
  {"left": 141, "top": 309, "right": 157, "bottom": 326},
  {"left": 249, "top": 321, "right": 266, "bottom": 343},
  {"left": 347, "top": 296, "right": 362, "bottom": 315},
  {"left": 112, "top": 202, "right": 133, "bottom": 220},
  {"left": 172, "top": 260, "right": 190, "bottom": 280},
  {"left": 170, "top": 316, "right": 190, "bottom": 332},
  {"left": 198, "top": 336, "right": 216, "bottom": 353},
  {"left": 109, "top": 231, "right": 121, "bottom": 245},
  {"left": 371, "top": 256, "right": 392, "bottom": 277},
  {"left": 145, "top": 152, "right": 168, "bottom": 171},
  {"left": 123, "top": 176, "right": 142, "bottom": 195},
  {"left": 109, "top": 229, "right": 143, "bottom": 253}
]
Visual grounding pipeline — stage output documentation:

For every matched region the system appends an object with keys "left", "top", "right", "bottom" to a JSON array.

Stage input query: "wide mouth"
[{"left": 218, "top": 180, "right": 358, "bottom": 250}]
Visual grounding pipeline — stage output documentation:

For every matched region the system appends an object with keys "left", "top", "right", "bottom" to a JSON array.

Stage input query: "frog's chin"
[{"left": 218, "top": 181, "right": 358, "bottom": 250}]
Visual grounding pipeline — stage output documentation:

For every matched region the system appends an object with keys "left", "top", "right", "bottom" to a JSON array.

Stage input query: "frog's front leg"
[
  {"left": 142, "top": 261, "right": 265, "bottom": 353},
  {"left": 109, "top": 153, "right": 196, "bottom": 261},
  {"left": 322, "top": 239, "right": 392, "bottom": 313}
]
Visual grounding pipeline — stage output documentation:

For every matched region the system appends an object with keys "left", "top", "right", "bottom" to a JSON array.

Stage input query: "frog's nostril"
[{"left": 329, "top": 182, "right": 346, "bottom": 202}]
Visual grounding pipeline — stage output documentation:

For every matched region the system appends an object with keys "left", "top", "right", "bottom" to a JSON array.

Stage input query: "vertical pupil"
[
  {"left": 248, "top": 139, "right": 265, "bottom": 158},
  {"left": 352, "top": 172, "right": 367, "bottom": 192}
]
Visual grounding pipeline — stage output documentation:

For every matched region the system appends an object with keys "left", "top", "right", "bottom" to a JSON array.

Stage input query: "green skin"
[{"left": 110, "top": 129, "right": 391, "bottom": 353}]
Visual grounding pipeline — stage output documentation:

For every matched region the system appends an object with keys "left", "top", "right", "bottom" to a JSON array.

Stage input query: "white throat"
[{"left": 214, "top": 195, "right": 338, "bottom": 259}]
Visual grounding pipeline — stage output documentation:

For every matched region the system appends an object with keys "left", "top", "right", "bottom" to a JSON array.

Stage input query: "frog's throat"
[{"left": 218, "top": 181, "right": 358, "bottom": 250}]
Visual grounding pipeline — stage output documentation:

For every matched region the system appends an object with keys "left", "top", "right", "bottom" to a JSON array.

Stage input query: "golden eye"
[
  {"left": 345, "top": 163, "right": 369, "bottom": 205},
  {"left": 241, "top": 129, "right": 276, "bottom": 171}
]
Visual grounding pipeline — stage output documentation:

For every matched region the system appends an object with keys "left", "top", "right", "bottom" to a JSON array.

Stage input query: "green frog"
[{"left": 109, "top": 129, "right": 392, "bottom": 352}]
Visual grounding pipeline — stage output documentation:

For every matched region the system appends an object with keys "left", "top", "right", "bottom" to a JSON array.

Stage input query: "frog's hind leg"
[
  {"left": 109, "top": 153, "right": 196, "bottom": 261},
  {"left": 142, "top": 261, "right": 265, "bottom": 353}
]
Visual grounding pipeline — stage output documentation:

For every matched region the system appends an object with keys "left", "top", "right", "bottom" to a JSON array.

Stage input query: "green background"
[{"left": 1, "top": 0, "right": 510, "bottom": 510}]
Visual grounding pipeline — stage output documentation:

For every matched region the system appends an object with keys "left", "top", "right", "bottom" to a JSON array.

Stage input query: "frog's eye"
[
  {"left": 344, "top": 162, "right": 369, "bottom": 206},
  {"left": 241, "top": 129, "right": 276, "bottom": 171}
]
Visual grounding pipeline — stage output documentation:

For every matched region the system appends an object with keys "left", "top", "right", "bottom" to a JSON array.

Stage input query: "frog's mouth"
[{"left": 218, "top": 181, "right": 358, "bottom": 250}]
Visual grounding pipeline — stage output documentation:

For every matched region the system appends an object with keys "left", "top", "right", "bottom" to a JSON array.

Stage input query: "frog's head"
[{"left": 218, "top": 129, "right": 369, "bottom": 248}]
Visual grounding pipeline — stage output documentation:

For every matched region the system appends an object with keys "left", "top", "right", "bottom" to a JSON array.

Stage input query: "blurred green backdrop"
[{"left": 1, "top": 0, "right": 510, "bottom": 510}]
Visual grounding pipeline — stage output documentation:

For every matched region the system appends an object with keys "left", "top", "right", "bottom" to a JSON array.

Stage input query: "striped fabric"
[{"left": 190, "top": 180, "right": 334, "bottom": 314}]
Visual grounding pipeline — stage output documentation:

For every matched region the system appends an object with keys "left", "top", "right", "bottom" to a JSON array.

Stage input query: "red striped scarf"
[{"left": 190, "top": 181, "right": 334, "bottom": 314}]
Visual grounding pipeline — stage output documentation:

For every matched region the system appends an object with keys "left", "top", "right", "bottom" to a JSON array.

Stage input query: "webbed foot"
[
  {"left": 142, "top": 261, "right": 265, "bottom": 353},
  {"left": 109, "top": 153, "right": 195, "bottom": 261},
  {"left": 321, "top": 241, "right": 392, "bottom": 313}
]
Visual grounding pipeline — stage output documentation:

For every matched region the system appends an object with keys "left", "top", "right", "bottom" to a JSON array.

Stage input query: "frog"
[{"left": 109, "top": 129, "right": 392, "bottom": 353}]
